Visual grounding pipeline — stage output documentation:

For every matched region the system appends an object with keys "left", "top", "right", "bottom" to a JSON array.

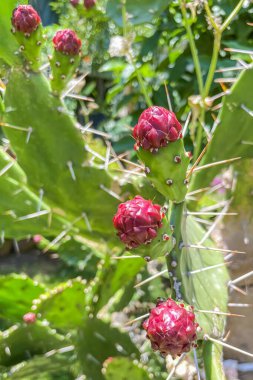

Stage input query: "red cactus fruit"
[
  {"left": 23, "top": 312, "right": 36, "bottom": 324},
  {"left": 12, "top": 5, "right": 41, "bottom": 35},
  {"left": 53, "top": 29, "right": 82, "bottom": 56},
  {"left": 133, "top": 106, "right": 182, "bottom": 151},
  {"left": 84, "top": 0, "right": 96, "bottom": 9},
  {"left": 113, "top": 195, "right": 163, "bottom": 249},
  {"left": 143, "top": 298, "right": 198, "bottom": 357},
  {"left": 70, "top": 0, "right": 80, "bottom": 6}
]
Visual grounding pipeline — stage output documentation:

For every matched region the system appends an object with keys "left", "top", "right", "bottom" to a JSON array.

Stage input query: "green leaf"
[
  {"left": 34, "top": 278, "right": 87, "bottom": 329},
  {"left": 77, "top": 318, "right": 139, "bottom": 380},
  {"left": 104, "top": 357, "right": 151, "bottom": 380},
  {"left": 106, "top": 0, "right": 169, "bottom": 26},
  {"left": 180, "top": 216, "right": 229, "bottom": 337},
  {"left": 191, "top": 67, "right": 253, "bottom": 190},
  {"left": 0, "top": 322, "right": 67, "bottom": 366},
  {"left": 0, "top": 0, "right": 28, "bottom": 66},
  {"left": 0, "top": 275, "right": 45, "bottom": 322}
]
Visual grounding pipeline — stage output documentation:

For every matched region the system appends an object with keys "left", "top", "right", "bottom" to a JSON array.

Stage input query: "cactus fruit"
[
  {"left": 113, "top": 196, "right": 163, "bottom": 249},
  {"left": 50, "top": 29, "right": 82, "bottom": 94},
  {"left": 23, "top": 312, "right": 37, "bottom": 324},
  {"left": 84, "top": 0, "right": 96, "bottom": 10},
  {"left": 53, "top": 30, "right": 82, "bottom": 56},
  {"left": 11, "top": 5, "right": 41, "bottom": 35},
  {"left": 133, "top": 106, "right": 182, "bottom": 152},
  {"left": 11, "top": 5, "right": 43, "bottom": 71},
  {"left": 143, "top": 298, "right": 198, "bottom": 357}
]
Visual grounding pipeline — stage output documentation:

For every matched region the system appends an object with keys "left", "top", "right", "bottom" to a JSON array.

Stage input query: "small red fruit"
[
  {"left": 70, "top": 0, "right": 80, "bottom": 6},
  {"left": 12, "top": 5, "right": 41, "bottom": 35},
  {"left": 113, "top": 195, "right": 163, "bottom": 249},
  {"left": 84, "top": 0, "right": 96, "bottom": 9},
  {"left": 23, "top": 312, "right": 36, "bottom": 324},
  {"left": 133, "top": 106, "right": 182, "bottom": 151},
  {"left": 53, "top": 29, "right": 82, "bottom": 56},
  {"left": 143, "top": 298, "right": 198, "bottom": 357}
]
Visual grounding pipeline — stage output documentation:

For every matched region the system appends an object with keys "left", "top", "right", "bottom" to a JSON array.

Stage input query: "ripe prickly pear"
[
  {"left": 113, "top": 196, "right": 163, "bottom": 249},
  {"left": 133, "top": 106, "right": 182, "bottom": 152},
  {"left": 23, "top": 312, "right": 36, "bottom": 324},
  {"left": 84, "top": 0, "right": 96, "bottom": 9},
  {"left": 143, "top": 298, "right": 198, "bottom": 357},
  {"left": 12, "top": 5, "right": 41, "bottom": 35},
  {"left": 11, "top": 5, "right": 43, "bottom": 71},
  {"left": 50, "top": 29, "right": 82, "bottom": 95},
  {"left": 70, "top": 0, "right": 80, "bottom": 6}
]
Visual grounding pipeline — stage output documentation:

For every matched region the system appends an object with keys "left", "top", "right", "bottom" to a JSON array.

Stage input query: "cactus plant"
[{"left": 0, "top": 1, "right": 252, "bottom": 379}]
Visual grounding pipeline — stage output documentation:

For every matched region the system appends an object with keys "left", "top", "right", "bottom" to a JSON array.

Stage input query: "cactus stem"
[
  {"left": 99, "top": 184, "right": 124, "bottom": 201},
  {"left": 17, "top": 209, "right": 51, "bottom": 221},
  {"left": 82, "top": 212, "right": 92, "bottom": 232},
  {"left": 191, "top": 157, "right": 241, "bottom": 173},
  {"left": 124, "top": 313, "right": 150, "bottom": 327},
  {"left": 188, "top": 261, "right": 230, "bottom": 275},
  {"left": 134, "top": 269, "right": 167, "bottom": 288},
  {"left": 186, "top": 244, "right": 245, "bottom": 255},
  {"left": 193, "top": 348, "right": 201, "bottom": 380},
  {"left": 67, "top": 161, "right": 76, "bottom": 181},
  {"left": 241, "top": 104, "right": 253, "bottom": 117},
  {"left": 229, "top": 270, "right": 253, "bottom": 285},
  {"left": 205, "top": 335, "right": 253, "bottom": 358}
]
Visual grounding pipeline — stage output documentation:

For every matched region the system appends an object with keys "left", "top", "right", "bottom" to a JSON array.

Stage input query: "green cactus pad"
[
  {"left": 191, "top": 67, "right": 253, "bottom": 190},
  {"left": 0, "top": 275, "right": 45, "bottom": 322},
  {"left": 104, "top": 357, "right": 151, "bottom": 380},
  {"left": 137, "top": 139, "right": 190, "bottom": 203},
  {"left": 77, "top": 318, "right": 139, "bottom": 380},
  {"left": 0, "top": 322, "right": 67, "bottom": 366},
  {"left": 33, "top": 278, "right": 87, "bottom": 329}
]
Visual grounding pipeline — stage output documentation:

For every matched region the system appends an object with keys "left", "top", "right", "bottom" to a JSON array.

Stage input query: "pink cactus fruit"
[
  {"left": 84, "top": 0, "right": 96, "bottom": 9},
  {"left": 113, "top": 195, "right": 163, "bottom": 249},
  {"left": 143, "top": 298, "right": 198, "bottom": 357},
  {"left": 12, "top": 5, "right": 41, "bottom": 35},
  {"left": 70, "top": 0, "right": 80, "bottom": 6},
  {"left": 53, "top": 29, "right": 82, "bottom": 56},
  {"left": 133, "top": 106, "right": 182, "bottom": 151}
]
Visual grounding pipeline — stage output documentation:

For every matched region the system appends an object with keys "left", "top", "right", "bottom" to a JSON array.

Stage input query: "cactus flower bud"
[
  {"left": 143, "top": 298, "right": 198, "bottom": 357},
  {"left": 53, "top": 29, "right": 82, "bottom": 56},
  {"left": 113, "top": 195, "right": 163, "bottom": 249},
  {"left": 84, "top": 0, "right": 96, "bottom": 9},
  {"left": 12, "top": 5, "right": 41, "bottom": 35},
  {"left": 23, "top": 312, "right": 36, "bottom": 324},
  {"left": 133, "top": 106, "right": 182, "bottom": 151}
]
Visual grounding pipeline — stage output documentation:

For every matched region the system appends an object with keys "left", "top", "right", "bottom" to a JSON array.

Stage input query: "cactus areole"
[
  {"left": 143, "top": 298, "right": 198, "bottom": 357},
  {"left": 84, "top": 0, "right": 96, "bottom": 9},
  {"left": 12, "top": 5, "right": 41, "bottom": 35},
  {"left": 133, "top": 106, "right": 182, "bottom": 151},
  {"left": 113, "top": 196, "right": 163, "bottom": 249},
  {"left": 53, "top": 29, "right": 82, "bottom": 56}
]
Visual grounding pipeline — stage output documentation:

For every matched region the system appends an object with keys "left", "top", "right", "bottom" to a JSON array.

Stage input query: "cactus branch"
[{"left": 220, "top": 0, "right": 245, "bottom": 32}]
